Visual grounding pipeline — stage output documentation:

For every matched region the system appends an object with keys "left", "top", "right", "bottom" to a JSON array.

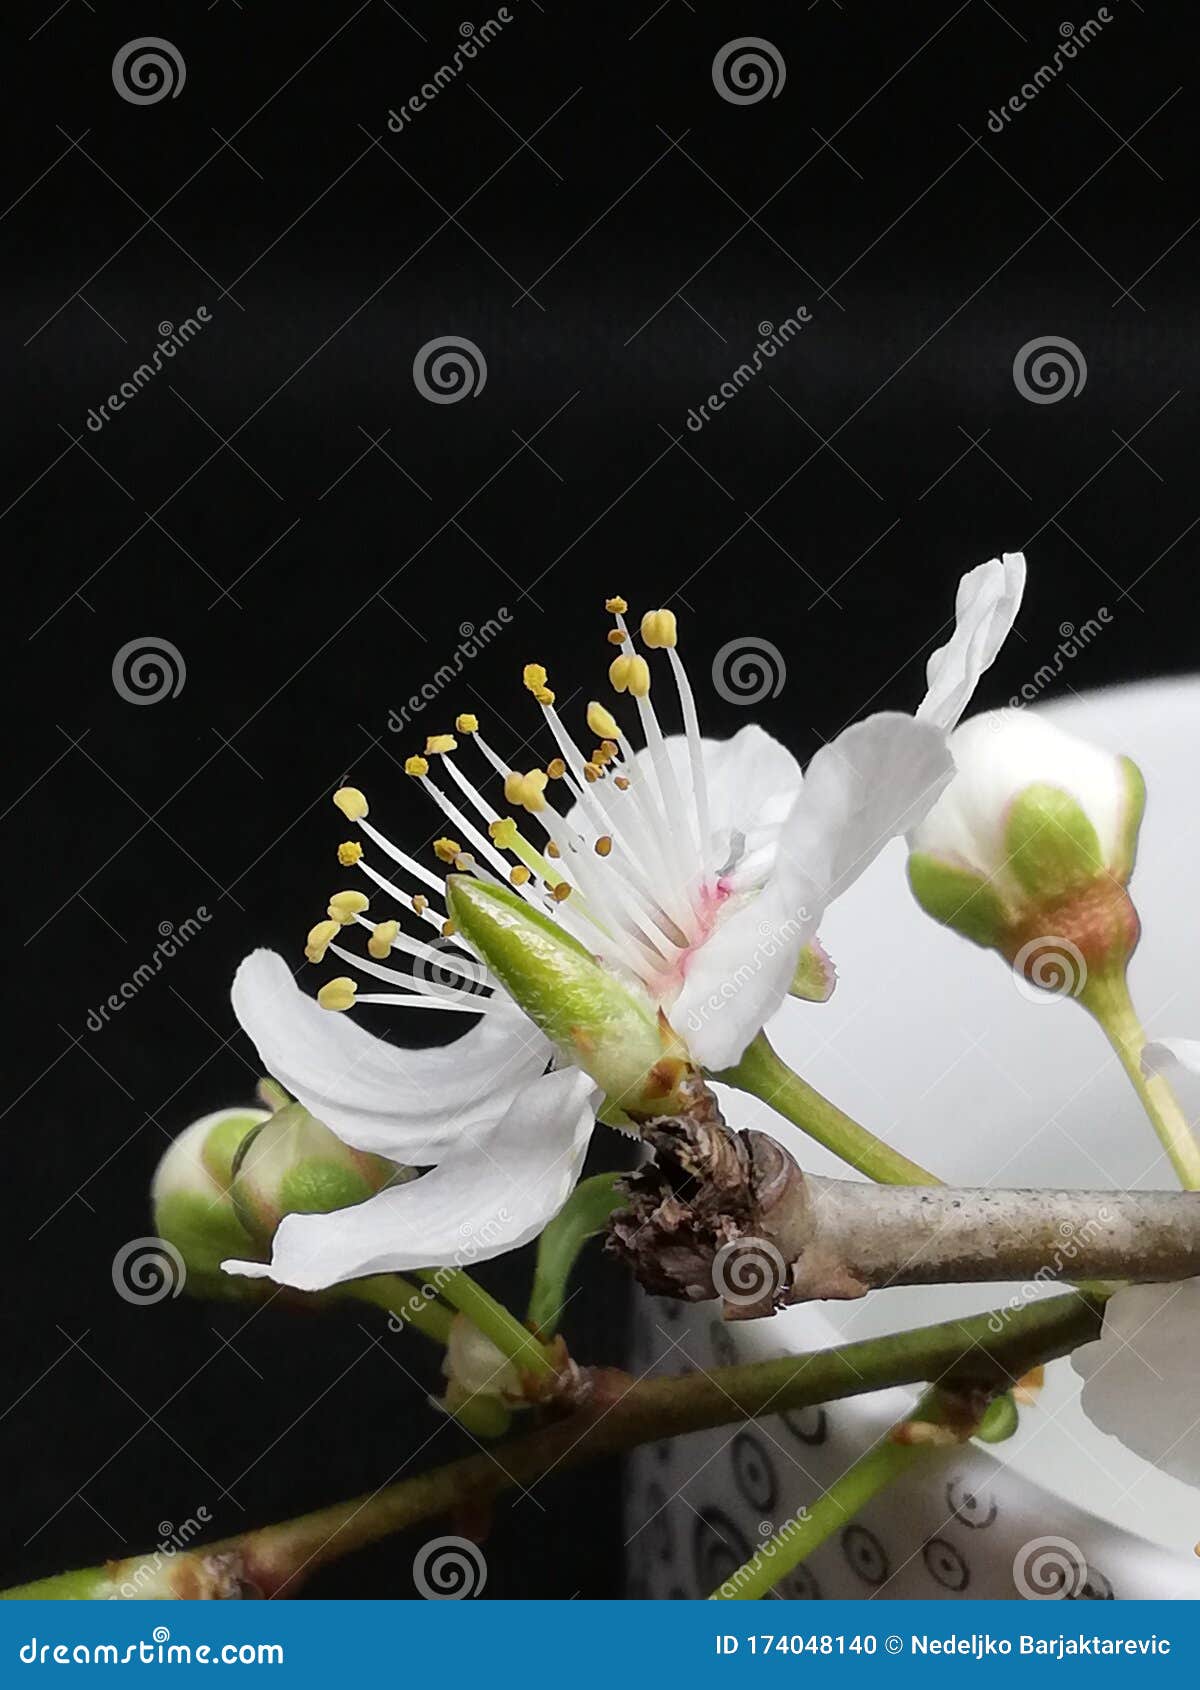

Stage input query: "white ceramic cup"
[{"left": 626, "top": 679, "right": 1200, "bottom": 1600}]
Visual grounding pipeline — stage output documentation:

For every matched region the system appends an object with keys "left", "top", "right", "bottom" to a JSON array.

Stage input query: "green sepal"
[
  {"left": 527, "top": 1172, "right": 625, "bottom": 1337},
  {"left": 231, "top": 1102, "right": 404, "bottom": 1244},
  {"left": 974, "top": 1390, "right": 1020, "bottom": 1444},
  {"left": 445, "top": 875, "right": 692, "bottom": 1115},
  {"left": 153, "top": 1189, "right": 267, "bottom": 1302},
  {"left": 789, "top": 938, "right": 836, "bottom": 1003},
  {"left": 1004, "top": 783, "right": 1104, "bottom": 900},
  {"left": 907, "top": 853, "right": 1008, "bottom": 949}
]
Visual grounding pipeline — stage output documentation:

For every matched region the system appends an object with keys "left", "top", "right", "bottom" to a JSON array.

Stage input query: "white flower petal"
[
  {"left": 1072, "top": 1279, "right": 1200, "bottom": 1488},
  {"left": 910, "top": 710, "right": 1135, "bottom": 884},
  {"left": 223, "top": 1068, "right": 600, "bottom": 1289},
  {"left": 1142, "top": 1040, "right": 1200, "bottom": 1086},
  {"left": 677, "top": 713, "right": 952, "bottom": 1070},
  {"left": 231, "top": 949, "right": 552, "bottom": 1164},
  {"left": 917, "top": 551, "right": 1026, "bottom": 731}
]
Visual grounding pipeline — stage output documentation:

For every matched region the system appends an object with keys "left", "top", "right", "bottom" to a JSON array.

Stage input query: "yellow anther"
[
  {"left": 305, "top": 919, "right": 340, "bottom": 964},
  {"left": 441, "top": 919, "right": 457, "bottom": 938},
  {"left": 509, "top": 864, "right": 531, "bottom": 886},
  {"left": 333, "top": 786, "right": 369, "bottom": 822},
  {"left": 546, "top": 757, "right": 566, "bottom": 780},
  {"left": 455, "top": 713, "right": 479, "bottom": 734},
  {"left": 503, "top": 769, "right": 548, "bottom": 814},
  {"left": 411, "top": 894, "right": 429, "bottom": 915},
  {"left": 551, "top": 881, "right": 573, "bottom": 902},
  {"left": 489, "top": 816, "right": 519, "bottom": 849},
  {"left": 583, "top": 762, "right": 601, "bottom": 783},
  {"left": 367, "top": 919, "right": 399, "bottom": 960},
  {"left": 328, "top": 889, "right": 369, "bottom": 925},
  {"left": 587, "top": 701, "right": 620, "bottom": 740},
  {"left": 641, "top": 608, "right": 678, "bottom": 649},
  {"left": 337, "top": 840, "right": 363, "bottom": 867},
  {"left": 547, "top": 840, "right": 561, "bottom": 858},
  {"left": 433, "top": 837, "right": 463, "bottom": 864},
  {"left": 605, "top": 596, "right": 628, "bottom": 615},
  {"left": 522, "top": 663, "right": 548, "bottom": 692},
  {"left": 609, "top": 653, "right": 650, "bottom": 698},
  {"left": 405, "top": 755, "right": 429, "bottom": 778},
  {"left": 318, "top": 977, "right": 357, "bottom": 1012},
  {"left": 615, "top": 775, "right": 630, "bottom": 790},
  {"left": 595, "top": 835, "right": 613, "bottom": 857},
  {"left": 597, "top": 740, "right": 618, "bottom": 765},
  {"left": 533, "top": 685, "right": 556, "bottom": 707},
  {"left": 425, "top": 733, "right": 457, "bottom": 755},
  {"left": 606, "top": 628, "right": 625, "bottom": 646},
  {"left": 454, "top": 852, "right": 475, "bottom": 872}
]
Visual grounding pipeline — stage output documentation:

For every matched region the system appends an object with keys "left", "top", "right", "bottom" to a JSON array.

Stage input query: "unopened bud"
[
  {"left": 230, "top": 1102, "right": 406, "bottom": 1245},
  {"left": 151, "top": 1107, "right": 272, "bottom": 1300}
]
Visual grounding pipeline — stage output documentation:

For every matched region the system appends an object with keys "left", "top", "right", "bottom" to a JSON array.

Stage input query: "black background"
[{"left": 4, "top": 0, "right": 1195, "bottom": 1598}]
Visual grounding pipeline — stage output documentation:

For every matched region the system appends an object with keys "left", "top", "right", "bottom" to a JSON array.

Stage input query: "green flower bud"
[
  {"left": 444, "top": 875, "right": 694, "bottom": 1117},
  {"left": 230, "top": 1101, "right": 405, "bottom": 1245},
  {"left": 907, "top": 710, "right": 1145, "bottom": 993},
  {"left": 151, "top": 1107, "right": 272, "bottom": 1301}
]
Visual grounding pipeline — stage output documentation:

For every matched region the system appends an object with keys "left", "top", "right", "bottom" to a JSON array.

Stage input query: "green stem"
[
  {"left": 719, "top": 1032, "right": 941, "bottom": 1186},
  {"left": 346, "top": 1274, "right": 456, "bottom": 1345},
  {"left": 3, "top": 1290, "right": 1102, "bottom": 1600},
  {"left": 710, "top": 1391, "right": 947, "bottom": 1600},
  {"left": 437, "top": 1269, "right": 557, "bottom": 1380},
  {"left": 1082, "top": 972, "right": 1200, "bottom": 1191}
]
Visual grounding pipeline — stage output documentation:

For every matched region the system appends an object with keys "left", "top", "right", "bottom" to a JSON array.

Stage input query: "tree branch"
[{"left": 609, "top": 1110, "right": 1200, "bottom": 1315}]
